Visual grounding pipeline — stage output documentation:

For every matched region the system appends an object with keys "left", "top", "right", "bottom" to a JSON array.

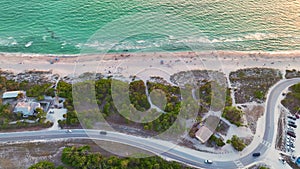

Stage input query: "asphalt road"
[{"left": 1, "top": 78, "right": 300, "bottom": 169}]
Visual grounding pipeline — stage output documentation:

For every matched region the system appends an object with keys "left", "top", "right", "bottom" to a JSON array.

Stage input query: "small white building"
[{"left": 2, "top": 91, "right": 26, "bottom": 99}]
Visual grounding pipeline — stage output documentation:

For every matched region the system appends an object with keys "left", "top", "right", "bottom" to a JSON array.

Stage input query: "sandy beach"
[{"left": 1, "top": 51, "right": 300, "bottom": 80}]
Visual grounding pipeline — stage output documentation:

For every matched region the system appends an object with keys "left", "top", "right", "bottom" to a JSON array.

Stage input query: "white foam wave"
[
  {"left": 136, "top": 40, "right": 145, "bottom": 43},
  {"left": 212, "top": 33, "right": 294, "bottom": 43},
  {"left": 0, "top": 37, "right": 18, "bottom": 46}
]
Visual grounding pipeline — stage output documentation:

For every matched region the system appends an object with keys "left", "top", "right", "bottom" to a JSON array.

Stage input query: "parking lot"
[{"left": 284, "top": 113, "right": 299, "bottom": 154}]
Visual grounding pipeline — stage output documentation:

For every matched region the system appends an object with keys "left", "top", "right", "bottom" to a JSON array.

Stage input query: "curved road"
[{"left": 1, "top": 78, "right": 300, "bottom": 169}]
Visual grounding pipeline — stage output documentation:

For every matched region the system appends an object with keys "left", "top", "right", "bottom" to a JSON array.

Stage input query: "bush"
[
  {"left": 231, "top": 135, "right": 246, "bottom": 151},
  {"left": 209, "top": 135, "right": 225, "bottom": 147},
  {"left": 222, "top": 106, "right": 244, "bottom": 127}
]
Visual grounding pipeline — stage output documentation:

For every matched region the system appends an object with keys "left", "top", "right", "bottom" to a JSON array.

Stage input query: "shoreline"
[
  {"left": 2, "top": 50, "right": 300, "bottom": 58},
  {"left": 0, "top": 50, "right": 300, "bottom": 80}
]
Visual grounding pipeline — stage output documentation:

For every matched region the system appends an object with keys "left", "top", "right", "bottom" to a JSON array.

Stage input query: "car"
[
  {"left": 252, "top": 152, "right": 260, "bottom": 157},
  {"left": 252, "top": 153, "right": 261, "bottom": 157},
  {"left": 288, "top": 123, "right": 297, "bottom": 128},
  {"left": 287, "top": 128, "right": 294, "bottom": 133},
  {"left": 49, "top": 111, "right": 54, "bottom": 114},
  {"left": 296, "top": 114, "right": 300, "bottom": 119},
  {"left": 100, "top": 131, "right": 107, "bottom": 135},
  {"left": 288, "top": 134, "right": 296, "bottom": 138},
  {"left": 66, "top": 130, "right": 72, "bottom": 133},
  {"left": 287, "top": 132, "right": 296, "bottom": 138},
  {"left": 204, "top": 160, "right": 213, "bottom": 164},
  {"left": 288, "top": 121, "right": 295, "bottom": 125},
  {"left": 290, "top": 137, "right": 295, "bottom": 142},
  {"left": 291, "top": 147, "right": 295, "bottom": 152},
  {"left": 288, "top": 116, "right": 297, "bottom": 121},
  {"left": 279, "top": 157, "right": 286, "bottom": 164}
]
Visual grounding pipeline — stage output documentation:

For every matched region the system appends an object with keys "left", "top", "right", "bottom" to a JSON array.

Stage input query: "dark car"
[
  {"left": 296, "top": 114, "right": 300, "bottom": 119},
  {"left": 288, "top": 121, "right": 295, "bottom": 125},
  {"left": 288, "top": 123, "right": 297, "bottom": 128},
  {"left": 100, "top": 131, "right": 107, "bottom": 135},
  {"left": 252, "top": 153, "right": 261, "bottom": 157},
  {"left": 288, "top": 116, "right": 297, "bottom": 121},
  {"left": 287, "top": 131, "right": 296, "bottom": 138}
]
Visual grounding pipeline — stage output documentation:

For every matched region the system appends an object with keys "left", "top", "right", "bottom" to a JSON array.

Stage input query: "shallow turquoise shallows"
[{"left": 0, "top": 0, "right": 300, "bottom": 54}]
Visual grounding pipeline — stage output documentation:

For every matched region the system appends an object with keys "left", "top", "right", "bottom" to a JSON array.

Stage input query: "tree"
[
  {"left": 28, "top": 161, "right": 55, "bottom": 169},
  {"left": 231, "top": 135, "right": 246, "bottom": 151}
]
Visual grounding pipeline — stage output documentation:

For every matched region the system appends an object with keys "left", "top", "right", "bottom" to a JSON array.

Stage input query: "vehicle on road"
[
  {"left": 100, "top": 131, "right": 107, "bottom": 135},
  {"left": 204, "top": 160, "right": 213, "bottom": 164},
  {"left": 252, "top": 153, "right": 261, "bottom": 157},
  {"left": 66, "top": 130, "right": 72, "bottom": 133}
]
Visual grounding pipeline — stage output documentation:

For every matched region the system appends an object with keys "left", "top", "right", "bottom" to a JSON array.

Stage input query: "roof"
[
  {"left": 13, "top": 102, "right": 40, "bottom": 116},
  {"left": 195, "top": 125, "right": 214, "bottom": 143},
  {"left": 2, "top": 91, "right": 25, "bottom": 99},
  {"left": 205, "top": 115, "right": 220, "bottom": 131}
]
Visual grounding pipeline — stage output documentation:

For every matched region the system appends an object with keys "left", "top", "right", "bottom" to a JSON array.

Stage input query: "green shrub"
[
  {"left": 231, "top": 135, "right": 246, "bottom": 151},
  {"left": 222, "top": 106, "right": 244, "bottom": 127}
]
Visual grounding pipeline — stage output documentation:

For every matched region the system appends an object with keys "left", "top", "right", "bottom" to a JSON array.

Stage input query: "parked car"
[
  {"left": 291, "top": 147, "right": 295, "bottom": 152},
  {"left": 289, "top": 143, "right": 295, "bottom": 148},
  {"left": 287, "top": 128, "right": 294, "bottom": 133},
  {"left": 295, "top": 114, "right": 300, "bottom": 119},
  {"left": 278, "top": 157, "right": 286, "bottom": 164},
  {"left": 204, "top": 160, "right": 213, "bottom": 164},
  {"left": 290, "top": 137, "right": 295, "bottom": 142},
  {"left": 252, "top": 153, "right": 261, "bottom": 157},
  {"left": 287, "top": 131, "right": 296, "bottom": 138},
  {"left": 288, "top": 123, "right": 297, "bottom": 128},
  {"left": 288, "top": 116, "right": 297, "bottom": 121},
  {"left": 288, "top": 121, "right": 295, "bottom": 125}
]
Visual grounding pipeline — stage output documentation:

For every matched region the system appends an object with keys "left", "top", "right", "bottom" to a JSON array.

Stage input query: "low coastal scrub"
[
  {"left": 281, "top": 82, "right": 300, "bottom": 114},
  {"left": 29, "top": 145, "right": 192, "bottom": 169},
  {"left": 208, "top": 135, "right": 225, "bottom": 147},
  {"left": 222, "top": 106, "right": 244, "bottom": 127},
  {"left": 229, "top": 68, "right": 282, "bottom": 103}
]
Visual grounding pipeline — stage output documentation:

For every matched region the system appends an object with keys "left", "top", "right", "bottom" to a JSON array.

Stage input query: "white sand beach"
[{"left": 0, "top": 51, "right": 300, "bottom": 79}]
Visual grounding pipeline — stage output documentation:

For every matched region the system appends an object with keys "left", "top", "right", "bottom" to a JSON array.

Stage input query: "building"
[
  {"left": 195, "top": 125, "right": 214, "bottom": 143},
  {"left": 13, "top": 101, "right": 40, "bottom": 117},
  {"left": 2, "top": 91, "right": 26, "bottom": 99},
  {"left": 195, "top": 115, "right": 220, "bottom": 143}
]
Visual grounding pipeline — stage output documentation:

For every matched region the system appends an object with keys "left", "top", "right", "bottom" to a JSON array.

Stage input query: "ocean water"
[{"left": 0, "top": 0, "right": 300, "bottom": 54}]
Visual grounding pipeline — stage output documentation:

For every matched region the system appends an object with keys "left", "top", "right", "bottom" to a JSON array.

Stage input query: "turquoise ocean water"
[{"left": 0, "top": 0, "right": 300, "bottom": 54}]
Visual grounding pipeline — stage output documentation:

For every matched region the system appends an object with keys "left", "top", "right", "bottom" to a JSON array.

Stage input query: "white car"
[
  {"left": 204, "top": 160, "right": 213, "bottom": 164},
  {"left": 278, "top": 157, "right": 286, "bottom": 164},
  {"left": 66, "top": 130, "right": 72, "bottom": 133}
]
